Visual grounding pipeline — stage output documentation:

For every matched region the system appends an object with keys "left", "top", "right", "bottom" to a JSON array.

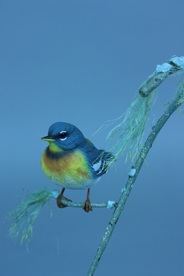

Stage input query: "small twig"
[
  {"left": 87, "top": 81, "right": 184, "bottom": 275},
  {"left": 59, "top": 198, "right": 117, "bottom": 209},
  {"left": 7, "top": 190, "right": 117, "bottom": 246},
  {"left": 139, "top": 55, "right": 184, "bottom": 97}
]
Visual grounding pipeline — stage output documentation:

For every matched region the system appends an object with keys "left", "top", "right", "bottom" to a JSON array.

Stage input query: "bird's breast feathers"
[{"left": 41, "top": 148, "right": 99, "bottom": 189}]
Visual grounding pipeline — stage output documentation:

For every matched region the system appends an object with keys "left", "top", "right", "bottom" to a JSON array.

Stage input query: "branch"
[
  {"left": 139, "top": 55, "right": 184, "bottom": 97},
  {"left": 59, "top": 198, "right": 117, "bottom": 209},
  {"left": 87, "top": 80, "right": 184, "bottom": 275}
]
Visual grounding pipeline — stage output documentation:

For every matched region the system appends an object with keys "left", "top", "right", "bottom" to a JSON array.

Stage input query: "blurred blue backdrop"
[{"left": 1, "top": 1, "right": 184, "bottom": 275}]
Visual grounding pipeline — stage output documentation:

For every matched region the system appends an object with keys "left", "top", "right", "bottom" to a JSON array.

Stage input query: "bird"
[{"left": 41, "top": 122, "right": 114, "bottom": 212}]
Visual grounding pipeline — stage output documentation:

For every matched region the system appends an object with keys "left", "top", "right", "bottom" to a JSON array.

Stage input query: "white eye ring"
[{"left": 59, "top": 131, "right": 67, "bottom": 141}]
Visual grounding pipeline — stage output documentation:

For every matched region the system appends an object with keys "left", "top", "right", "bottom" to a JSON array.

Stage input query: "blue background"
[{"left": 1, "top": 1, "right": 184, "bottom": 275}]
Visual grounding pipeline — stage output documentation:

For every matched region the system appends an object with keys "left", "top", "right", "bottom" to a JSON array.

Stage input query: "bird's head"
[{"left": 41, "top": 122, "right": 85, "bottom": 151}]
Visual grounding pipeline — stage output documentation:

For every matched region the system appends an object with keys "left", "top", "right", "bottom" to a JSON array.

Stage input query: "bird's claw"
[
  {"left": 82, "top": 198, "right": 92, "bottom": 212},
  {"left": 57, "top": 194, "right": 72, "bottom": 208}
]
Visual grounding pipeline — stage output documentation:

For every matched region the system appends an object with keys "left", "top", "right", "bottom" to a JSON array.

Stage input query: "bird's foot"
[
  {"left": 82, "top": 198, "right": 92, "bottom": 212},
  {"left": 57, "top": 194, "right": 72, "bottom": 208}
]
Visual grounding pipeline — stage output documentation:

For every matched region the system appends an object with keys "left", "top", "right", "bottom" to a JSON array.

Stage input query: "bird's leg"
[
  {"left": 82, "top": 188, "right": 92, "bottom": 212},
  {"left": 56, "top": 188, "right": 72, "bottom": 208}
]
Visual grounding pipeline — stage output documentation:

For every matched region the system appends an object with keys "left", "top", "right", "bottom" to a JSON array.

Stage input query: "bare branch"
[
  {"left": 139, "top": 55, "right": 184, "bottom": 97},
  {"left": 87, "top": 80, "right": 184, "bottom": 276}
]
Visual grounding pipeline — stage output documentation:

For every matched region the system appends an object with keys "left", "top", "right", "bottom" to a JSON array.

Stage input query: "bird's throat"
[{"left": 48, "top": 141, "right": 63, "bottom": 153}]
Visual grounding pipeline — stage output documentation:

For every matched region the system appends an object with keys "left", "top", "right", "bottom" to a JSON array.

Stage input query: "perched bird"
[{"left": 41, "top": 122, "right": 114, "bottom": 212}]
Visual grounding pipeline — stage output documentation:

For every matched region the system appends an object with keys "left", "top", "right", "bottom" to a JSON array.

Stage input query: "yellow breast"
[{"left": 41, "top": 148, "right": 93, "bottom": 189}]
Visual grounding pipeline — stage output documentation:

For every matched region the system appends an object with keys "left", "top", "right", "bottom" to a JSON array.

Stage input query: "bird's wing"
[
  {"left": 92, "top": 151, "right": 115, "bottom": 177},
  {"left": 83, "top": 138, "right": 115, "bottom": 177}
]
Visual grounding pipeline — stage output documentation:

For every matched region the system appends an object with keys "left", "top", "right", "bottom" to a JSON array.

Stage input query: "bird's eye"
[{"left": 59, "top": 131, "right": 67, "bottom": 140}]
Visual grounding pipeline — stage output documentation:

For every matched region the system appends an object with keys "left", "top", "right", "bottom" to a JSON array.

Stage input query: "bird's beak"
[{"left": 41, "top": 136, "right": 55, "bottom": 142}]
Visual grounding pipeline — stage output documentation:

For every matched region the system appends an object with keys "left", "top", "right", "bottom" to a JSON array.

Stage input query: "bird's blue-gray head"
[{"left": 41, "top": 122, "right": 85, "bottom": 150}]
